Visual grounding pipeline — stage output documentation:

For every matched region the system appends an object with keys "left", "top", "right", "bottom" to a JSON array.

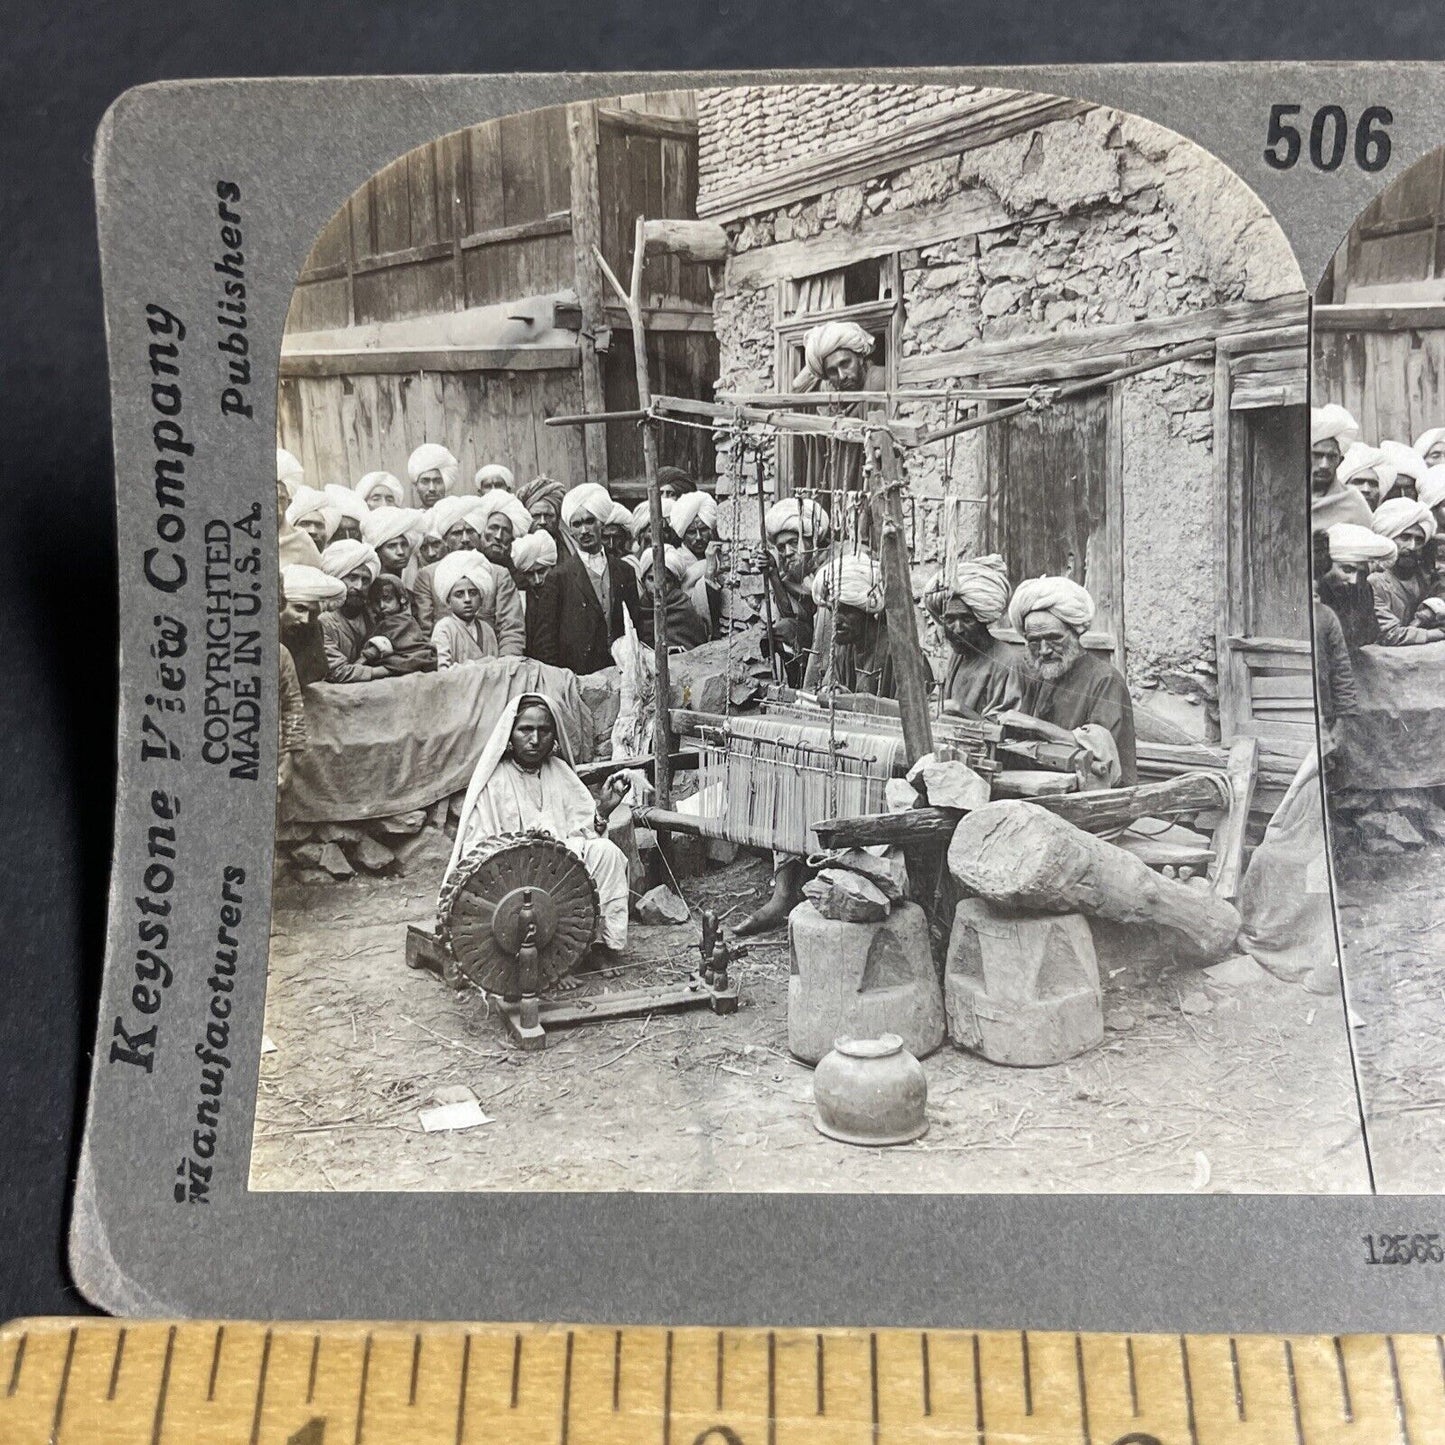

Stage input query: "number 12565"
[{"left": 1365, "top": 1233, "right": 1444, "bottom": 1264}]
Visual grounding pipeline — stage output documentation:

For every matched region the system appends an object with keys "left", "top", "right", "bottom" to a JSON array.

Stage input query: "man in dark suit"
[{"left": 527, "top": 483, "right": 642, "bottom": 674}]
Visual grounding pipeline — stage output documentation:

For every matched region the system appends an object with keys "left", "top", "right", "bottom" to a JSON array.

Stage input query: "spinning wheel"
[{"left": 437, "top": 833, "right": 598, "bottom": 998}]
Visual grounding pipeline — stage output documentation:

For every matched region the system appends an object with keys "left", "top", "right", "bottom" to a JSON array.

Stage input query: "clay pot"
[{"left": 813, "top": 1034, "right": 928, "bottom": 1147}]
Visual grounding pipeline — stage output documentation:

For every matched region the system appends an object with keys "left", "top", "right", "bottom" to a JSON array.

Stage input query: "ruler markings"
[
  {"left": 1074, "top": 1334, "right": 1092, "bottom": 1445},
  {"left": 612, "top": 1329, "right": 622, "bottom": 1412},
  {"left": 1284, "top": 1340, "right": 1305, "bottom": 1445},
  {"left": 7, "top": 1332, "right": 25, "bottom": 1398},
  {"left": 815, "top": 1332, "right": 825, "bottom": 1416},
  {"left": 410, "top": 1333, "right": 422, "bottom": 1406},
  {"left": 1021, "top": 1331, "right": 1034, "bottom": 1417},
  {"left": 108, "top": 1327, "right": 127, "bottom": 1403},
  {"left": 454, "top": 1334, "right": 471, "bottom": 1445},
  {"left": 510, "top": 1332, "right": 522, "bottom": 1408},
  {"left": 663, "top": 1329, "right": 674, "bottom": 1445},
  {"left": 920, "top": 1332, "right": 931, "bottom": 1418},
  {"left": 1332, "top": 1335, "right": 1353, "bottom": 1423},
  {"left": 206, "top": 1325, "right": 224, "bottom": 1402},
  {"left": 1178, "top": 1335, "right": 1199, "bottom": 1445},
  {"left": 972, "top": 1333, "right": 985, "bottom": 1445},
  {"left": 1388, "top": 1335, "right": 1411, "bottom": 1445},
  {"left": 354, "top": 1332, "right": 373, "bottom": 1445},
  {"left": 248, "top": 1328, "right": 273, "bottom": 1445},
  {"left": 1229, "top": 1337, "right": 1245, "bottom": 1421},
  {"left": 48, "top": 1326, "right": 76, "bottom": 1445},
  {"left": 560, "top": 1330, "right": 574, "bottom": 1445},
  {"left": 767, "top": 1331, "right": 777, "bottom": 1445},
  {"left": 1125, "top": 1336, "right": 1139, "bottom": 1418},
  {"left": 148, "top": 1324, "right": 176, "bottom": 1445},
  {"left": 715, "top": 1330, "right": 724, "bottom": 1411}
]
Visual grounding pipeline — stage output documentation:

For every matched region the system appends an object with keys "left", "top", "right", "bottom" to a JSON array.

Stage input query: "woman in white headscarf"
[{"left": 444, "top": 693, "right": 631, "bottom": 955}]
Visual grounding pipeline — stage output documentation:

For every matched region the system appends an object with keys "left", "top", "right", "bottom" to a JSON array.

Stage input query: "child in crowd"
[
  {"left": 362, "top": 575, "right": 437, "bottom": 675},
  {"left": 430, "top": 550, "right": 501, "bottom": 668}
]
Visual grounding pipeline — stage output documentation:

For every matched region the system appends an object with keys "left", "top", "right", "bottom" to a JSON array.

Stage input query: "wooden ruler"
[{"left": 1, "top": 1319, "right": 1442, "bottom": 1443}]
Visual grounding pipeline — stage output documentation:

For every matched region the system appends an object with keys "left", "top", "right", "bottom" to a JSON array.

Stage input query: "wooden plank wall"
[
  {"left": 1312, "top": 325, "right": 1445, "bottom": 444},
  {"left": 276, "top": 369, "right": 588, "bottom": 493}
]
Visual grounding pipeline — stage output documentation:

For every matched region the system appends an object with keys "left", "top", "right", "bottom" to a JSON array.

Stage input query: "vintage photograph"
[
  {"left": 254, "top": 83, "right": 1366, "bottom": 1195},
  {"left": 1312, "top": 145, "right": 1445, "bottom": 1194}
]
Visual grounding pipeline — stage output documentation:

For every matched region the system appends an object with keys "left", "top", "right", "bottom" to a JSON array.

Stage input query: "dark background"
[{"left": 1, "top": 0, "right": 1439, "bottom": 1320}]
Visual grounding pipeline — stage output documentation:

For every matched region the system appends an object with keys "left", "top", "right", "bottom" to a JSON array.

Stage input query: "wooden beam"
[
  {"left": 1312, "top": 301, "right": 1445, "bottom": 332},
  {"left": 595, "top": 106, "right": 698, "bottom": 141},
  {"left": 726, "top": 188, "right": 1014, "bottom": 292},
  {"left": 1209, "top": 736, "right": 1259, "bottom": 901},
  {"left": 351, "top": 238, "right": 455, "bottom": 276},
  {"left": 698, "top": 93, "right": 1090, "bottom": 221},
  {"left": 458, "top": 213, "right": 572, "bottom": 251},
  {"left": 652, "top": 392, "right": 923, "bottom": 446},
  {"left": 900, "top": 295, "right": 1307, "bottom": 386},
  {"left": 641, "top": 218, "right": 729, "bottom": 264},
  {"left": 604, "top": 303, "right": 715, "bottom": 334},
  {"left": 278, "top": 345, "right": 579, "bottom": 377},
  {"left": 566, "top": 103, "right": 609, "bottom": 485},
  {"left": 812, "top": 771, "right": 1231, "bottom": 850}
]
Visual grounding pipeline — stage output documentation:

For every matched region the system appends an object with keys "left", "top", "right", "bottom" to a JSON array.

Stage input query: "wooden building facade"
[{"left": 279, "top": 92, "right": 718, "bottom": 497}]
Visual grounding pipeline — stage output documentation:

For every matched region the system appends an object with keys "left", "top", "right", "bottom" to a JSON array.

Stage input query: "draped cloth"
[
  {"left": 443, "top": 692, "right": 628, "bottom": 951},
  {"left": 1338, "top": 641, "right": 1445, "bottom": 787},
  {"left": 1310, "top": 483, "right": 1375, "bottom": 531},
  {"left": 285, "top": 657, "right": 588, "bottom": 822}
]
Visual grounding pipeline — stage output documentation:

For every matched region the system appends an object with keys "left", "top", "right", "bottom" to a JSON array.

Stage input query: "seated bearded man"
[
  {"left": 924, "top": 553, "right": 1022, "bottom": 720},
  {"left": 761, "top": 497, "right": 830, "bottom": 686},
  {"left": 1320, "top": 523, "right": 1394, "bottom": 650},
  {"left": 1008, "top": 577, "right": 1137, "bottom": 787},
  {"left": 804, "top": 553, "right": 898, "bottom": 699},
  {"left": 1368, "top": 499, "right": 1445, "bottom": 644},
  {"left": 443, "top": 695, "right": 630, "bottom": 960}
]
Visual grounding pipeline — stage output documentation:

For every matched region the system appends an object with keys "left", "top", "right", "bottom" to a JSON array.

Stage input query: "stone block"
[
  {"left": 788, "top": 901, "right": 944, "bottom": 1065},
  {"left": 371, "top": 810, "right": 427, "bottom": 839},
  {"left": 635, "top": 885, "right": 690, "bottom": 926},
  {"left": 291, "top": 842, "right": 327, "bottom": 869},
  {"left": 944, "top": 899, "right": 1102, "bottom": 1066},
  {"left": 885, "top": 777, "right": 921, "bottom": 812},
  {"left": 344, "top": 835, "right": 397, "bottom": 875},
  {"left": 315, "top": 843, "right": 355, "bottom": 880},
  {"left": 802, "top": 868, "right": 890, "bottom": 923},
  {"left": 316, "top": 822, "right": 366, "bottom": 844},
  {"left": 906, "top": 753, "right": 990, "bottom": 809},
  {"left": 291, "top": 867, "right": 335, "bottom": 886},
  {"left": 827, "top": 848, "right": 908, "bottom": 902}
]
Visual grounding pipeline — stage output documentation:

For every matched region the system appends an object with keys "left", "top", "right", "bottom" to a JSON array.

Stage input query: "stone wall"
[{"left": 698, "top": 87, "right": 1305, "bottom": 736}]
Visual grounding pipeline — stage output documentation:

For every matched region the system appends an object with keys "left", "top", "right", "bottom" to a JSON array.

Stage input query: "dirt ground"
[
  {"left": 251, "top": 830, "right": 1369, "bottom": 1194},
  {"left": 1334, "top": 837, "right": 1445, "bottom": 1194}
]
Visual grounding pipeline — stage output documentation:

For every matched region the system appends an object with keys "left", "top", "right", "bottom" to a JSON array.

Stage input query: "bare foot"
[{"left": 734, "top": 893, "right": 793, "bottom": 936}]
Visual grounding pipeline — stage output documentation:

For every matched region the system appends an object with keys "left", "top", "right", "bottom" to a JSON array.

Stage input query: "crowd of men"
[{"left": 1310, "top": 404, "right": 1445, "bottom": 768}]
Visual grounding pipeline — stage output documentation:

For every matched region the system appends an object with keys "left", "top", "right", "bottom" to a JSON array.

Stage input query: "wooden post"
[
  {"left": 870, "top": 433, "right": 934, "bottom": 767},
  {"left": 566, "top": 102, "right": 609, "bottom": 485}
]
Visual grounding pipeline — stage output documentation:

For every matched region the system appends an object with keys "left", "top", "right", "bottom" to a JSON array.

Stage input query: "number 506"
[{"left": 1264, "top": 103, "right": 1393, "bottom": 173}]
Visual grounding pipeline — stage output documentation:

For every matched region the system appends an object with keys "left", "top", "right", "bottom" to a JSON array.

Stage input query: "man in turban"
[
  {"left": 277, "top": 447, "right": 305, "bottom": 500},
  {"left": 1310, "top": 531, "right": 1360, "bottom": 778},
  {"left": 280, "top": 563, "right": 343, "bottom": 688},
  {"left": 1310, "top": 405, "right": 1373, "bottom": 531},
  {"left": 656, "top": 466, "right": 697, "bottom": 501},
  {"left": 407, "top": 444, "right": 461, "bottom": 510},
  {"left": 924, "top": 554, "right": 1022, "bottom": 720},
  {"left": 317, "top": 541, "right": 387, "bottom": 683},
  {"left": 356, "top": 471, "right": 406, "bottom": 510},
  {"left": 445, "top": 694, "right": 632, "bottom": 959},
  {"left": 510, "top": 530, "right": 559, "bottom": 661},
  {"left": 476, "top": 490, "right": 533, "bottom": 586},
  {"left": 761, "top": 497, "right": 831, "bottom": 685},
  {"left": 1008, "top": 576, "right": 1137, "bottom": 786},
  {"left": 276, "top": 453, "right": 323, "bottom": 569},
  {"left": 1378, "top": 440, "right": 1427, "bottom": 503},
  {"left": 285, "top": 486, "right": 333, "bottom": 553},
  {"left": 637, "top": 546, "right": 710, "bottom": 653},
  {"left": 628, "top": 496, "right": 676, "bottom": 556},
  {"left": 409, "top": 495, "right": 525, "bottom": 655},
  {"left": 529, "top": 483, "right": 642, "bottom": 675},
  {"left": 1369, "top": 498, "right": 1445, "bottom": 645},
  {"left": 277, "top": 564, "right": 345, "bottom": 793},
  {"left": 1336, "top": 442, "right": 1387, "bottom": 513},
  {"left": 602, "top": 501, "right": 634, "bottom": 562},
  {"left": 361, "top": 506, "right": 425, "bottom": 583},
  {"left": 795, "top": 320, "right": 888, "bottom": 505},
  {"left": 805, "top": 553, "right": 899, "bottom": 699},
  {"left": 1416, "top": 426, "right": 1445, "bottom": 468},
  {"left": 475, "top": 463, "right": 515, "bottom": 493},
  {"left": 671, "top": 491, "right": 722, "bottom": 635},
  {"left": 320, "top": 485, "right": 369, "bottom": 544},
  {"left": 517, "top": 475, "right": 569, "bottom": 549},
  {"left": 1321, "top": 522, "right": 1395, "bottom": 650}
]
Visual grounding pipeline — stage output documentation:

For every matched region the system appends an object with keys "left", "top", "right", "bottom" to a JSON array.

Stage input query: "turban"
[
  {"left": 476, "top": 489, "right": 532, "bottom": 539},
  {"left": 1415, "top": 427, "right": 1445, "bottom": 458},
  {"left": 795, "top": 321, "right": 875, "bottom": 389},
  {"left": 285, "top": 485, "right": 330, "bottom": 529},
  {"left": 407, "top": 444, "right": 461, "bottom": 493},
  {"left": 606, "top": 501, "right": 634, "bottom": 529},
  {"left": 561, "top": 482, "right": 615, "bottom": 527},
  {"left": 1379, "top": 440, "right": 1427, "bottom": 485},
  {"left": 417, "top": 506, "right": 444, "bottom": 542},
  {"left": 811, "top": 554, "right": 885, "bottom": 614},
  {"left": 431, "top": 495, "right": 490, "bottom": 539},
  {"left": 670, "top": 492, "right": 718, "bottom": 537},
  {"left": 1310, "top": 404, "right": 1359, "bottom": 448},
  {"left": 320, "top": 485, "right": 370, "bottom": 541},
  {"left": 630, "top": 497, "right": 673, "bottom": 538},
  {"left": 516, "top": 474, "right": 567, "bottom": 511},
  {"left": 318, "top": 540, "right": 380, "bottom": 584},
  {"left": 1337, "top": 442, "right": 1387, "bottom": 486},
  {"left": 1420, "top": 465, "right": 1445, "bottom": 513},
  {"left": 433, "top": 549, "right": 497, "bottom": 609},
  {"left": 656, "top": 466, "right": 696, "bottom": 495},
  {"left": 1007, "top": 576, "right": 1096, "bottom": 635},
  {"left": 511, "top": 531, "right": 557, "bottom": 571},
  {"left": 361, "top": 506, "right": 425, "bottom": 551},
  {"left": 1371, "top": 497, "right": 1437, "bottom": 542},
  {"left": 764, "top": 497, "right": 830, "bottom": 543},
  {"left": 276, "top": 447, "right": 304, "bottom": 495},
  {"left": 355, "top": 471, "right": 406, "bottom": 508},
  {"left": 281, "top": 564, "right": 346, "bottom": 606},
  {"left": 925, "top": 553, "right": 1011, "bottom": 625},
  {"left": 1327, "top": 523, "right": 1396, "bottom": 565},
  {"left": 637, "top": 545, "right": 693, "bottom": 581},
  {"left": 475, "top": 463, "right": 515, "bottom": 492}
]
